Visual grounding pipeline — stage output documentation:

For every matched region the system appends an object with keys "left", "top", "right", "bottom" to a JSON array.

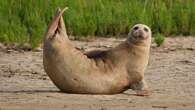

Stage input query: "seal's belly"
[{"left": 49, "top": 68, "right": 129, "bottom": 94}]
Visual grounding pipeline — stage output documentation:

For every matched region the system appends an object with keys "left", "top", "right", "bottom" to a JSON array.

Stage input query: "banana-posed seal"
[{"left": 43, "top": 8, "right": 152, "bottom": 95}]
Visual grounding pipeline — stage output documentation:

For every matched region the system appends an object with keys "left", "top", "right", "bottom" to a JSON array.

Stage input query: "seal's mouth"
[
  {"left": 135, "top": 35, "right": 149, "bottom": 40},
  {"left": 127, "top": 32, "right": 148, "bottom": 44},
  {"left": 133, "top": 31, "right": 146, "bottom": 41}
]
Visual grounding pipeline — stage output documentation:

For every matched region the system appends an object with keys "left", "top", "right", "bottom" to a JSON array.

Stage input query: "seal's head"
[{"left": 128, "top": 24, "right": 152, "bottom": 45}]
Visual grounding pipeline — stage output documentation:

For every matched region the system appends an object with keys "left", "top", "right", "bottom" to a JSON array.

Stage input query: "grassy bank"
[{"left": 0, "top": 0, "right": 195, "bottom": 48}]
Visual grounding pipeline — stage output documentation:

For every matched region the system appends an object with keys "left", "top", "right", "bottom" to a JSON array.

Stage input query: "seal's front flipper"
[{"left": 130, "top": 79, "right": 150, "bottom": 96}]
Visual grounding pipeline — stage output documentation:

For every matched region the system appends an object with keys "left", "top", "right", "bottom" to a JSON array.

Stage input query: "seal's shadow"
[
  {"left": 0, "top": 90, "right": 60, "bottom": 93},
  {"left": 0, "top": 89, "right": 138, "bottom": 96}
]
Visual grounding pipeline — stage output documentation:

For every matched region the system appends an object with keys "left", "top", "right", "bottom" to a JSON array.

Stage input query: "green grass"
[
  {"left": 154, "top": 33, "right": 165, "bottom": 47},
  {"left": 0, "top": 0, "right": 195, "bottom": 48}
]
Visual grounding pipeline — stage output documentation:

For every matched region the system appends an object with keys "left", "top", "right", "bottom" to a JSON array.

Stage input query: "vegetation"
[
  {"left": 0, "top": 0, "right": 195, "bottom": 48},
  {"left": 154, "top": 33, "right": 165, "bottom": 47}
]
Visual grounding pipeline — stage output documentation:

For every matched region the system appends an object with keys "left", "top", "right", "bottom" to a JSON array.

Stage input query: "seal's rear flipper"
[{"left": 44, "top": 7, "right": 68, "bottom": 40}]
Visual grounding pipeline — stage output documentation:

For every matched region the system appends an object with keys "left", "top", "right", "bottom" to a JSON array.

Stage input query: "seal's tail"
[{"left": 44, "top": 7, "right": 68, "bottom": 40}]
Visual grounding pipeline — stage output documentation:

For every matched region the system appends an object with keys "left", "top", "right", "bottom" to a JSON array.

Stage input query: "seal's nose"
[{"left": 134, "top": 29, "right": 144, "bottom": 38}]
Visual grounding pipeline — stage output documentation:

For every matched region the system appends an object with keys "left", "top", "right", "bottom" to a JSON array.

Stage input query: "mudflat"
[{"left": 0, "top": 37, "right": 195, "bottom": 110}]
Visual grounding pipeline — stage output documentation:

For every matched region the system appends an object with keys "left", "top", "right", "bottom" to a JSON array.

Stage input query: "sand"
[{"left": 0, "top": 37, "right": 195, "bottom": 110}]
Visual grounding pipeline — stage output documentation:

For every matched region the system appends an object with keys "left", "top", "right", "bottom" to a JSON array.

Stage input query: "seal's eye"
[
  {"left": 133, "top": 26, "right": 139, "bottom": 30},
  {"left": 144, "top": 27, "right": 148, "bottom": 32}
]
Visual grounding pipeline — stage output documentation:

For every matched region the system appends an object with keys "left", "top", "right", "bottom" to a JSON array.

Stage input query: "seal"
[{"left": 43, "top": 8, "right": 152, "bottom": 95}]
